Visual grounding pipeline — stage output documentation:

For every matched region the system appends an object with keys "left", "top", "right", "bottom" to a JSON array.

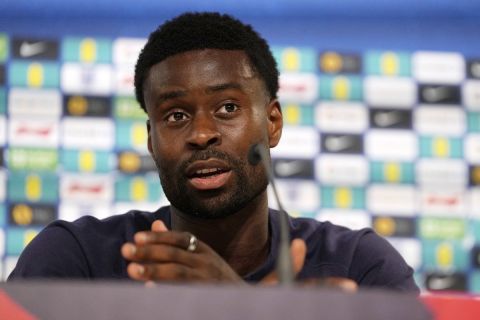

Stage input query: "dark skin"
[{"left": 121, "top": 49, "right": 356, "bottom": 290}]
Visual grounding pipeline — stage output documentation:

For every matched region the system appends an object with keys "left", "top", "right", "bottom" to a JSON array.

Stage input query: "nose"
[{"left": 186, "top": 112, "right": 221, "bottom": 149}]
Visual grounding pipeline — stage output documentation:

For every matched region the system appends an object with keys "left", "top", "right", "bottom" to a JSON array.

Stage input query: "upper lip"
[{"left": 185, "top": 159, "right": 231, "bottom": 178}]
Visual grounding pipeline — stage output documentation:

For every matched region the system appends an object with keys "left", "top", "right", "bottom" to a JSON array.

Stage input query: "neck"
[{"left": 170, "top": 192, "right": 270, "bottom": 276}]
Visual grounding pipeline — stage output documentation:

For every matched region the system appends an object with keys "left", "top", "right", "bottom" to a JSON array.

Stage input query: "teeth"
[{"left": 195, "top": 168, "right": 220, "bottom": 175}]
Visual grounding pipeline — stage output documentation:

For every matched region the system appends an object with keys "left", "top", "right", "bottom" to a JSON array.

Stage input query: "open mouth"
[
  {"left": 186, "top": 160, "right": 233, "bottom": 191},
  {"left": 190, "top": 168, "right": 230, "bottom": 179}
]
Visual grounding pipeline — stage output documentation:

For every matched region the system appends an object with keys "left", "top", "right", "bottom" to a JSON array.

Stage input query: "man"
[{"left": 9, "top": 12, "right": 418, "bottom": 292}]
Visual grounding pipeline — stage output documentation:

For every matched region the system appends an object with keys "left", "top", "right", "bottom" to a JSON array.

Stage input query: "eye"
[
  {"left": 166, "top": 111, "right": 188, "bottom": 122},
  {"left": 218, "top": 102, "right": 239, "bottom": 114}
]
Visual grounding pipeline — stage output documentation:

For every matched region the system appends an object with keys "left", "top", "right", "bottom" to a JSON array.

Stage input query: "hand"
[{"left": 121, "top": 220, "right": 244, "bottom": 283}]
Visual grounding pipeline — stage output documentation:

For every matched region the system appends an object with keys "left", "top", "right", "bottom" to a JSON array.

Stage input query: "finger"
[
  {"left": 127, "top": 262, "right": 198, "bottom": 282},
  {"left": 151, "top": 220, "right": 168, "bottom": 232},
  {"left": 121, "top": 242, "right": 200, "bottom": 267},
  {"left": 133, "top": 230, "right": 204, "bottom": 253},
  {"left": 323, "top": 277, "right": 358, "bottom": 292}
]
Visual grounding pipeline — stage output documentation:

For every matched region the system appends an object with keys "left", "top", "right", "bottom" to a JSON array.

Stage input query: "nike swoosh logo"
[
  {"left": 325, "top": 136, "right": 352, "bottom": 152},
  {"left": 422, "top": 87, "right": 451, "bottom": 103},
  {"left": 275, "top": 161, "right": 304, "bottom": 177},
  {"left": 20, "top": 41, "right": 47, "bottom": 57},
  {"left": 374, "top": 111, "right": 401, "bottom": 127},
  {"left": 428, "top": 277, "right": 454, "bottom": 290}
]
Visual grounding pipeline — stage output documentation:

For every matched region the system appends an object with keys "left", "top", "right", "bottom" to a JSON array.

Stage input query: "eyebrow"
[
  {"left": 205, "top": 82, "right": 244, "bottom": 94},
  {"left": 155, "top": 90, "right": 187, "bottom": 105}
]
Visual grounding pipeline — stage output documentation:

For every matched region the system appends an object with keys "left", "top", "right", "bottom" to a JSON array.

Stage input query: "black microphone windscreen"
[{"left": 248, "top": 144, "right": 262, "bottom": 166}]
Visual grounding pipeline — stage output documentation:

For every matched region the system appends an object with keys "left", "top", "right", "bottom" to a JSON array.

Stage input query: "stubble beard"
[{"left": 153, "top": 149, "right": 269, "bottom": 219}]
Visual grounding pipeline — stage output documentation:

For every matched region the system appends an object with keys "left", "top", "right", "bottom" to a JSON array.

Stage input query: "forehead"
[{"left": 145, "top": 49, "right": 261, "bottom": 91}]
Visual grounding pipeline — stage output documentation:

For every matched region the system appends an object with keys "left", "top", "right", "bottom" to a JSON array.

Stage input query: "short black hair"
[{"left": 134, "top": 12, "right": 279, "bottom": 112}]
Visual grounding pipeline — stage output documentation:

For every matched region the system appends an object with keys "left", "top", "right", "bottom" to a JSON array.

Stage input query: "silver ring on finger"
[{"left": 187, "top": 234, "right": 198, "bottom": 253}]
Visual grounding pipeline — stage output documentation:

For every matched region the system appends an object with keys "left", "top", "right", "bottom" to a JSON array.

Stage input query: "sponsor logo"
[
  {"left": 8, "top": 118, "right": 59, "bottom": 147},
  {"left": 278, "top": 73, "right": 318, "bottom": 103},
  {"left": 319, "top": 75, "right": 362, "bottom": 101},
  {"left": 114, "top": 65, "right": 135, "bottom": 95},
  {"left": 371, "top": 161, "right": 414, "bottom": 184},
  {"left": 419, "top": 84, "right": 461, "bottom": 104},
  {"left": 272, "top": 47, "right": 316, "bottom": 72},
  {"left": 467, "top": 59, "right": 480, "bottom": 79},
  {"left": 63, "top": 95, "right": 111, "bottom": 117},
  {"left": 115, "top": 173, "right": 163, "bottom": 202},
  {"left": 6, "top": 227, "right": 41, "bottom": 255},
  {"left": 423, "top": 240, "right": 469, "bottom": 271},
  {"left": 58, "top": 203, "right": 112, "bottom": 221},
  {"left": 8, "top": 89, "right": 61, "bottom": 118},
  {"left": 7, "top": 172, "right": 58, "bottom": 202},
  {"left": 117, "top": 151, "right": 156, "bottom": 174},
  {"left": 315, "top": 155, "right": 368, "bottom": 186},
  {"left": 425, "top": 272, "right": 467, "bottom": 291},
  {"left": 61, "top": 118, "right": 114, "bottom": 150},
  {"left": 12, "top": 38, "right": 59, "bottom": 59},
  {"left": 282, "top": 103, "right": 315, "bottom": 126},
  {"left": 61, "top": 63, "right": 113, "bottom": 95},
  {"left": 0, "top": 33, "right": 8, "bottom": 62},
  {"left": 8, "top": 203, "right": 57, "bottom": 226},
  {"left": 465, "top": 134, "right": 480, "bottom": 164},
  {"left": 419, "top": 136, "right": 463, "bottom": 158},
  {"left": 315, "top": 102, "right": 367, "bottom": 133},
  {"left": 470, "top": 166, "right": 480, "bottom": 186},
  {"left": 370, "top": 108, "right": 412, "bottom": 129},
  {"left": 322, "top": 134, "right": 363, "bottom": 154},
  {"left": 413, "top": 51, "right": 465, "bottom": 84},
  {"left": 364, "top": 76, "right": 416, "bottom": 108},
  {"left": 8, "top": 61, "right": 59, "bottom": 88},
  {"left": 468, "top": 112, "right": 480, "bottom": 132},
  {"left": 115, "top": 120, "right": 149, "bottom": 153},
  {"left": 60, "top": 174, "right": 113, "bottom": 203},
  {"left": 268, "top": 180, "right": 320, "bottom": 212},
  {"left": 62, "top": 149, "right": 113, "bottom": 173},
  {"left": 470, "top": 188, "right": 480, "bottom": 218},
  {"left": 321, "top": 186, "right": 364, "bottom": 209},
  {"left": 113, "top": 38, "right": 146, "bottom": 65},
  {"left": 0, "top": 116, "right": 6, "bottom": 145},
  {"left": 62, "top": 37, "right": 111, "bottom": 63},
  {"left": 462, "top": 79, "right": 480, "bottom": 111},
  {"left": 272, "top": 158, "right": 314, "bottom": 179},
  {"left": 419, "top": 217, "right": 465, "bottom": 239},
  {"left": 367, "top": 185, "right": 416, "bottom": 216},
  {"left": 373, "top": 216, "right": 416, "bottom": 237},
  {"left": 416, "top": 159, "right": 467, "bottom": 188},
  {"left": 387, "top": 238, "right": 421, "bottom": 269},
  {"left": 365, "top": 130, "right": 417, "bottom": 161},
  {"left": 414, "top": 106, "right": 465, "bottom": 136},
  {"left": 114, "top": 96, "right": 147, "bottom": 120},
  {"left": 316, "top": 210, "right": 370, "bottom": 230},
  {"left": 420, "top": 189, "right": 467, "bottom": 216},
  {"left": 271, "top": 126, "right": 319, "bottom": 158},
  {"left": 8, "top": 147, "right": 58, "bottom": 171},
  {"left": 319, "top": 51, "right": 361, "bottom": 74},
  {"left": 364, "top": 50, "right": 411, "bottom": 77}
]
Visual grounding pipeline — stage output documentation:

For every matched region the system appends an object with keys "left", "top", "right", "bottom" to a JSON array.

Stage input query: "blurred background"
[{"left": 0, "top": 0, "right": 479, "bottom": 293}]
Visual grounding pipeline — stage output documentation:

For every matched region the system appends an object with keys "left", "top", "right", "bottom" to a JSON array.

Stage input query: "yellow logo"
[
  {"left": 335, "top": 187, "right": 352, "bottom": 208},
  {"left": 436, "top": 242, "right": 453, "bottom": 268},
  {"left": 68, "top": 96, "right": 88, "bottom": 116},
  {"left": 284, "top": 104, "right": 301, "bottom": 124},
  {"left": 80, "top": 38, "right": 97, "bottom": 63},
  {"left": 433, "top": 137, "right": 449, "bottom": 158},
  {"left": 79, "top": 150, "right": 96, "bottom": 172},
  {"left": 12, "top": 204, "right": 33, "bottom": 225},
  {"left": 473, "top": 167, "right": 480, "bottom": 185},
  {"left": 131, "top": 177, "right": 147, "bottom": 202},
  {"left": 131, "top": 122, "right": 147, "bottom": 148},
  {"left": 119, "top": 152, "right": 141, "bottom": 173},
  {"left": 27, "top": 63, "right": 44, "bottom": 87},
  {"left": 374, "top": 217, "right": 396, "bottom": 236},
  {"left": 25, "top": 174, "right": 42, "bottom": 201},
  {"left": 321, "top": 52, "right": 342, "bottom": 73},
  {"left": 380, "top": 52, "right": 399, "bottom": 76},
  {"left": 282, "top": 48, "right": 300, "bottom": 71},
  {"left": 332, "top": 76, "right": 350, "bottom": 100},
  {"left": 24, "top": 230, "right": 39, "bottom": 247},
  {"left": 384, "top": 162, "right": 401, "bottom": 183}
]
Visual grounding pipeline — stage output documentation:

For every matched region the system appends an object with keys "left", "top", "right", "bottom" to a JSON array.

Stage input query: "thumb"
[
  {"left": 260, "top": 238, "right": 307, "bottom": 285},
  {"left": 151, "top": 219, "right": 168, "bottom": 232}
]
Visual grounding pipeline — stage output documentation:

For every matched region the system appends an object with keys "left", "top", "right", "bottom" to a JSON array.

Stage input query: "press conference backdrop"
[{"left": 0, "top": 0, "right": 480, "bottom": 293}]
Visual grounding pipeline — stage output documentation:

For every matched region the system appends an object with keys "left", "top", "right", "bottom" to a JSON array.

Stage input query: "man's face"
[{"left": 143, "top": 49, "right": 282, "bottom": 218}]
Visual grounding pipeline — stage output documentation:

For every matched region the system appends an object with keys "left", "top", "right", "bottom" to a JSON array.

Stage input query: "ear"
[
  {"left": 267, "top": 99, "right": 283, "bottom": 148},
  {"left": 146, "top": 119, "right": 153, "bottom": 155}
]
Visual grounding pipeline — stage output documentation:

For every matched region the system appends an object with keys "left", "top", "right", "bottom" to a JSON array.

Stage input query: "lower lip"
[{"left": 188, "top": 171, "right": 232, "bottom": 191}]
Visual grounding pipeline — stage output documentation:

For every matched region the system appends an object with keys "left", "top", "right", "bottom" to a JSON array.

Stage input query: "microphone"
[{"left": 248, "top": 143, "right": 294, "bottom": 285}]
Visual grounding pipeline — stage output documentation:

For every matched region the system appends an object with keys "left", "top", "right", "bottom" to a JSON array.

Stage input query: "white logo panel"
[
  {"left": 414, "top": 106, "right": 465, "bottom": 136},
  {"left": 315, "top": 102, "right": 367, "bottom": 133},
  {"left": 364, "top": 76, "right": 416, "bottom": 108},
  {"left": 365, "top": 130, "right": 417, "bottom": 161},
  {"left": 113, "top": 37, "right": 147, "bottom": 65},
  {"left": 61, "top": 63, "right": 113, "bottom": 95},
  {"left": 416, "top": 159, "right": 467, "bottom": 189},
  {"left": 8, "top": 89, "right": 62, "bottom": 118},
  {"left": 367, "top": 185, "right": 417, "bottom": 216},
  {"left": 278, "top": 73, "right": 318, "bottom": 103},
  {"left": 420, "top": 189, "right": 468, "bottom": 217},
  {"left": 463, "top": 80, "right": 480, "bottom": 110},
  {"left": 8, "top": 118, "right": 59, "bottom": 147},
  {"left": 315, "top": 155, "right": 368, "bottom": 186},
  {"left": 60, "top": 174, "right": 113, "bottom": 204},
  {"left": 271, "top": 126, "right": 319, "bottom": 158},
  {"left": 413, "top": 51, "right": 465, "bottom": 84},
  {"left": 61, "top": 118, "right": 114, "bottom": 150},
  {"left": 268, "top": 180, "right": 320, "bottom": 212}
]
